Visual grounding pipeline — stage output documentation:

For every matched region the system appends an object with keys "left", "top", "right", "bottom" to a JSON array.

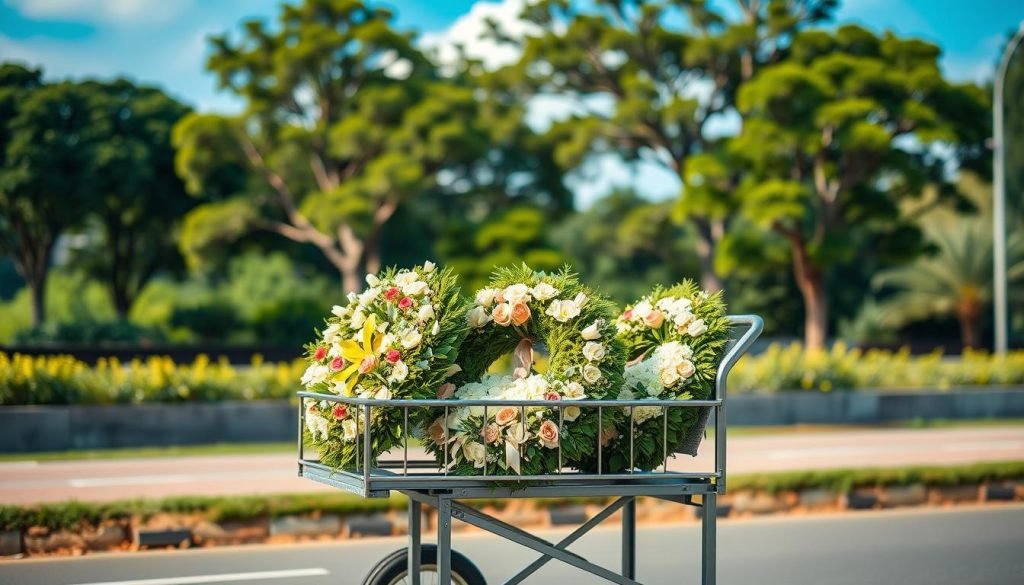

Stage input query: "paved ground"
[
  {"left": 1, "top": 505, "right": 1022, "bottom": 584},
  {"left": 2, "top": 426, "right": 1022, "bottom": 504}
]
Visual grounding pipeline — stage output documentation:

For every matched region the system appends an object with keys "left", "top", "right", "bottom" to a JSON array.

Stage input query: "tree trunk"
[
  {"left": 340, "top": 262, "right": 362, "bottom": 296},
  {"left": 29, "top": 275, "right": 46, "bottom": 327},
  {"left": 364, "top": 227, "right": 382, "bottom": 277},
  {"left": 693, "top": 224, "right": 723, "bottom": 293},
  {"left": 790, "top": 238, "right": 828, "bottom": 350},
  {"left": 956, "top": 298, "right": 983, "bottom": 350}
]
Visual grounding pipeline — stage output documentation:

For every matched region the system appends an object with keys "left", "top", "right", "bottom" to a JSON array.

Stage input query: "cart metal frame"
[{"left": 297, "top": 315, "right": 763, "bottom": 585}]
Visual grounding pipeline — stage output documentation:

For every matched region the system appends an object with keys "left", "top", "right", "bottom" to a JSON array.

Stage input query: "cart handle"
[{"left": 716, "top": 315, "right": 763, "bottom": 401}]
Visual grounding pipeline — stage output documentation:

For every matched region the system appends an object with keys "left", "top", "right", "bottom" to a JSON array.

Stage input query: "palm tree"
[{"left": 873, "top": 219, "right": 1024, "bottom": 349}]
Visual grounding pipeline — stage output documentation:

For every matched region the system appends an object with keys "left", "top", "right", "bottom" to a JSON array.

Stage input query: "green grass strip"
[{"left": 2, "top": 460, "right": 1021, "bottom": 532}]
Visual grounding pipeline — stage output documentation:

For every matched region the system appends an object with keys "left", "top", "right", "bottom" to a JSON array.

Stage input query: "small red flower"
[
  {"left": 398, "top": 296, "right": 414, "bottom": 311},
  {"left": 331, "top": 357, "right": 345, "bottom": 370},
  {"left": 544, "top": 392, "right": 560, "bottom": 401},
  {"left": 313, "top": 346, "right": 327, "bottom": 361},
  {"left": 386, "top": 349, "right": 401, "bottom": 363},
  {"left": 384, "top": 287, "right": 401, "bottom": 302},
  {"left": 332, "top": 404, "right": 348, "bottom": 420}
]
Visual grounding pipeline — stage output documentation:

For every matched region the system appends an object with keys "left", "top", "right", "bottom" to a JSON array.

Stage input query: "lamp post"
[{"left": 994, "top": 23, "right": 1024, "bottom": 355}]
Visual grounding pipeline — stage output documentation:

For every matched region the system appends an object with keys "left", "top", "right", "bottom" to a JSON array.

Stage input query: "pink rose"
[
  {"left": 398, "top": 296, "right": 414, "bottom": 311},
  {"left": 332, "top": 404, "right": 348, "bottom": 420},
  {"left": 538, "top": 419, "right": 559, "bottom": 449},
  {"left": 644, "top": 309, "right": 665, "bottom": 328},
  {"left": 330, "top": 357, "right": 345, "bottom": 370},
  {"left": 385, "top": 349, "right": 401, "bottom": 364},
  {"left": 492, "top": 303, "right": 513, "bottom": 326},
  {"left": 544, "top": 392, "right": 560, "bottom": 401},
  {"left": 314, "top": 346, "right": 327, "bottom": 361},
  {"left": 384, "top": 287, "right": 400, "bottom": 302},
  {"left": 623, "top": 308, "right": 634, "bottom": 320}
]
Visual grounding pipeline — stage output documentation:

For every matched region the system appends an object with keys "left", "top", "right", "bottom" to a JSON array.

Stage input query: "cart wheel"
[{"left": 362, "top": 544, "right": 486, "bottom": 585}]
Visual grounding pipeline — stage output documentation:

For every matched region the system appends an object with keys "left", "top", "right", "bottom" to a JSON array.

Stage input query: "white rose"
[
  {"left": 342, "top": 418, "right": 359, "bottom": 440},
  {"left": 462, "top": 441, "right": 486, "bottom": 468},
  {"left": 503, "top": 283, "right": 532, "bottom": 304},
  {"left": 400, "top": 329, "right": 422, "bottom": 349},
  {"left": 563, "top": 382, "right": 586, "bottom": 399},
  {"left": 418, "top": 304, "right": 435, "bottom": 322},
  {"left": 389, "top": 360, "right": 409, "bottom": 382},
  {"left": 687, "top": 318, "right": 707, "bottom": 337},
  {"left": 660, "top": 367, "right": 680, "bottom": 387},
  {"left": 563, "top": 406, "right": 581, "bottom": 422},
  {"left": 531, "top": 282, "right": 559, "bottom": 301},
  {"left": 632, "top": 300, "right": 652, "bottom": 320},
  {"left": 422, "top": 260, "right": 436, "bottom": 273},
  {"left": 467, "top": 306, "right": 491, "bottom": 328},
  {"left": 545, "top": 300, "right": 581, "bottom": 322},
  {"left": 374, "top": 385, "right": 392, "bottom": 400},
  {"left": 676, "top": 359, "right": 696, "bottom": 379},
  {"left": 475, "top": 288, "right": 498, "bottom": 307},
  {"left": 331, "top": 305, "right": 346, "bottom": 318},
  {"left": 582, "top": 364, "right": 602, "bottom": 384},
  {"left": 351, "top": 310, "right": 366, "bottom": 329},
  {"left": 582, "top": 342, "right": 605, "bottom": 362},
  {"left": 403, "top": 280, "right": 430, "bottom": 296},
  {"left": 366, "top": 274, "right": 380, "bottom": 287},
  {"left": 322, "top": 323, "right": 342, "bottom": 343},
  {"left": 358, "top": 287, "right": 379, "bottom": 305},
  {"left": 581, "top": 321, "right": 602, "bottom": 340},
  {"left": 506, "top": 422, "right": 529, "bottom": 444},
  {"left": 395, "top": 271, "right": 419, "bottom": 287},
  {"left": 300, "top": 364, "right": 329, "bottom": 387}
]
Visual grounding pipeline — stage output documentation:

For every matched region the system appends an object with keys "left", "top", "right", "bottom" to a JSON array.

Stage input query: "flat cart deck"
[{"left": 297, "top": 315, "right": 762, "bottom": 585}]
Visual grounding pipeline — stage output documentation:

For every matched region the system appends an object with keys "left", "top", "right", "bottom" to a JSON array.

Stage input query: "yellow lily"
[{"left": 335, "top": 315, "right": 384, "bottom": 396}]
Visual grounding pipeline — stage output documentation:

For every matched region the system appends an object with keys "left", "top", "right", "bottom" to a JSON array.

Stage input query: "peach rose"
[
  {"left": 510, "top": 302, "right": 531, "bottom": 326},
  {"left": 358, "top": 356, "right": 378, "bottom": 374},
  {"left": 644, "top": 309, "right": 665, "bottom": 328},
  {"left": 538, "top": 419, "right": 559, "bottom": 448},
  {"left": 427, "top": 417, "right": 448, "bottom": 445},
  {"left": 437, "top": 382, "right": 456, "bottom": 399},
  {"left": 492, "top": 302, "right": 513, "bottom": 326},
  {"left": 600, "top": 424, "right": 620, "bottom": 447},
  {"left": 494, "top": 407, "right": 518, "bottom": 426},
  {"left": 481, "top": 424, "right": 501, "bottom": 444}
]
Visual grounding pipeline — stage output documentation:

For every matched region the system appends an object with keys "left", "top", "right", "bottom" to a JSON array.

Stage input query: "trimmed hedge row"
[
  {"left": 4, "top": 346, "right": 1024, "bottom": 406},
  {"left": 3, "top": 461, "right": 1021, "bottom": 532}
]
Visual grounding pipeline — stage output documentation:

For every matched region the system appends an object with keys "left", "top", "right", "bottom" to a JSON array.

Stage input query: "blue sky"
[{"left": 1, "top": 0, "right": 1021, "bottom": 205}]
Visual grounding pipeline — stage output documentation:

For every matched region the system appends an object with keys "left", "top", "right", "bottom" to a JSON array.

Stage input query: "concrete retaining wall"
[{"left": 2, "top": 388, "right": 1023, "bottom": 453}]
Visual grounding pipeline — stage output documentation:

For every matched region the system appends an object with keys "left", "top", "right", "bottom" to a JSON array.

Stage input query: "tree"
[
  {"left": 71, "top": 79, "right": 193, "bottom": 318},
  {"left": 0, "top": 66, "right": 95, "bottom": 325},
  {"left": 174, "top": 0, "right": 484, "bottom": 293},
  {"left": 503, "top": 0, "right": 837, "bottom": 292},
  {"left": 720, "top": 25, "right": 989, "bottom": 348}
]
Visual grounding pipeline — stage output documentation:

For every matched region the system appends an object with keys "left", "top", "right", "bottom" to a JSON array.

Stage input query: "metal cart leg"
[
  {"left": 622, "top": 497, "right": 636, "bottom": 579},
  {"left": 408, "top": 499, "right": 421, "bottom": 585},
  {"left": 701, "top": 493, "right": 717, "bottom": 585},
  {"left": 437, "top": 495, "right": 453, "bottom": 585}
]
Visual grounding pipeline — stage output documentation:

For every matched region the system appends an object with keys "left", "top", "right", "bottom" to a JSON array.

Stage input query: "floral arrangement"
[
  {"left": 601, "top": 280, "right": 729, "bottom": 472},
  {"left": 300, "top": 262, "right": 467, "bottom": 470},
  {"left": 423, "top": 265, "right": 625, "bottom": 476}
]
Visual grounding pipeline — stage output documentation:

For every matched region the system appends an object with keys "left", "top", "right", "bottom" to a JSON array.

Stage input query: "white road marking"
[
  {"left": 66, "top": 567, "right": 329, "bottom": 585},
  {"left": 762, "top": 440, "right": 1024, "bottom": 460}
]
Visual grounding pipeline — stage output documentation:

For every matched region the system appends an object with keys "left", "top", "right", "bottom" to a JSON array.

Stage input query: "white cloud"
[
  {"left": 8, "top": 0, "right": 192, "bottom": 26},
  {"left": 420, "top": 0, "right": 538, "bottom": 71}
]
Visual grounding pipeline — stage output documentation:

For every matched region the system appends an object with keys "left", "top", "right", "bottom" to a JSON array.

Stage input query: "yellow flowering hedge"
[
  {"left": 0, "top": 352, "right": 304, "bottom": 405},
  {"left": 3, "top": 345, "right": 1024, "bottom": 405}
]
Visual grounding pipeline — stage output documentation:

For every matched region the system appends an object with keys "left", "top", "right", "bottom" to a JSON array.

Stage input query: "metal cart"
[{"left": 297, "top": 315, "right": 763, "bottom": 585}]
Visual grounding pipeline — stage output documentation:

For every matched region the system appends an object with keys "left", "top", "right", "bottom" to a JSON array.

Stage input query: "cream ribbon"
[{"left": 513, "top": 337, "right": 534, "bottom": 379}]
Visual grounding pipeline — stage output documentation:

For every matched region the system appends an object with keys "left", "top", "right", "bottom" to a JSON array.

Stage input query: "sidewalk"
[{"left": 1, "top": 426, "right": 1022, "bottom": 504}]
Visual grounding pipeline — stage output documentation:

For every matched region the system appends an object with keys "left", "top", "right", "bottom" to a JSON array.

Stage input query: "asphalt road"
[
  {"left": 2, "top": 505, "right": 1022, "bottom": 585},
  {"left": 2, "top": 426, "right": 1023, "bottom": 504}
]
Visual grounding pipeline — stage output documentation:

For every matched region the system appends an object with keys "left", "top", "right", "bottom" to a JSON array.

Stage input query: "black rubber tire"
[{"left": 362, "top": 544, "right": 487, "bottom": 585}]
